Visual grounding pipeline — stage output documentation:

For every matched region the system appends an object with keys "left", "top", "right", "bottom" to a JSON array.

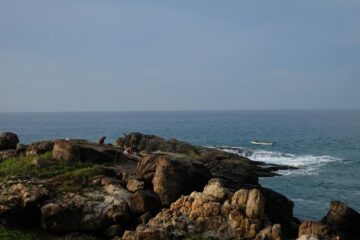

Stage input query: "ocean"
[{"left": 0, "top": 110, "right": 359, "bottom": 221}]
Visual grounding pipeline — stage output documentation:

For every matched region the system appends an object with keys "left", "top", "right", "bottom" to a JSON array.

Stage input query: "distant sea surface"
[{"left": 1, "top": 110, "right": 359, "bottom": 220}]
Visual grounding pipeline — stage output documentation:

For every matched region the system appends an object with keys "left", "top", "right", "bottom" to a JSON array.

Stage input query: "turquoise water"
[{"left": 1, "top": 110, "right": 359, "bottom": 220}]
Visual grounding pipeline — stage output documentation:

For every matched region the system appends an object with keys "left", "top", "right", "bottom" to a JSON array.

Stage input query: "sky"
[{"left": 0, "top": 0, "right": 359, "bottom": 112}]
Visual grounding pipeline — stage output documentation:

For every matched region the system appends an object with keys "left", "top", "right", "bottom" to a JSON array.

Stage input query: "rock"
[
  {"left": 0, "top": 132, "right": 19, "bottom": 150},
  {"left": 136, "top": 153, "right": 164, "bottom": 181},
  {"left": 26, "top": 140, "right": 54, "bottom": 156},
  {"left": 232, "top": 189, "right": 249, "bottom": 209},
  {"left": 0, "top": 183, "right": 49, "bottom": 227},
  {"left": 53, "top": 140, "right": 125, "bottom": 163},
  {"left": 262, "top": 188, "right": 296, "bottom": 236},
  {"left": 114, "top": 132, "right": 198, "bottom": 156},
  {"left": 16, "top": 143, "right": 27, "bottom": 155},
  {"left": 130, "top": 190, "right": 161, "bottom": 215},
  {"left": 41, "top": 191, "right": 132, "bottom": 234},
  {"left": 152, "top": 156, "right": 211, "bottom": 205},
  {"left": 122, "top": 230, "right": 136, "bottom": 240},
  {"left": 298, "top": 221, "right": 330, "bottom": 238},
  {"left": 0, "top": 149, "right": 17, "bottom": 161},
  {"left": 41, "top": 194, "right": 85, "bottom": 233},
  {"left": 322, "top": 200, "right": 360, "bottom": 239},
  {"left": 138, "top": 211, "right": 153, "bottom": 224},
  {"left": 203, "top": 178, "right": 230, "bottom": 202},
  {"left": 127, "top": 179, "right": 145, "bottom": 192},
  {"left": 246, "top": 188, "right": 265, "bottom": 219},
  {"left": 134, "top": 185, "right": 278, "bottom": 240},
  {"left": 104, "top": 224, "right": 123, "bottom": 238}
]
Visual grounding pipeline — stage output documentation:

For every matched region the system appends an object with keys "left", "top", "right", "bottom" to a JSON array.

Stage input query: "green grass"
[
  {"left": 0, "top": 226, "right": 44, "bottom": 240},
  {"left": 0, "top": 152, "right": 103, "bottom": 192}
]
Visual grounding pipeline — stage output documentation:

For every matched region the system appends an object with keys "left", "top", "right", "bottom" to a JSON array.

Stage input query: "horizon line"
[{"left": 0, "top": 108, "right": 359, "bottom": 114}]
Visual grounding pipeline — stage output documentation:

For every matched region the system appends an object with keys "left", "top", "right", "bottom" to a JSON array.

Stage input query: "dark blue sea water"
[{"left": 1, "top": 110, "right": 359, "bottom": 220}]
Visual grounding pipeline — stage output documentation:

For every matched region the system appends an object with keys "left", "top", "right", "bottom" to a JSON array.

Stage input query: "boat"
[{"left": 251, "top": 140, "right": 274, "bottom": 146}]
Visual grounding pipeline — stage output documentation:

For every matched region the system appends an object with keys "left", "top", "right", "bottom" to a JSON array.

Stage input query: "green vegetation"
[
  {"left": 0, "top": 226, "right": 44, "bottom": 240},
  {"left": 0, "top": 152, "right": 102, "bottom": 191}
]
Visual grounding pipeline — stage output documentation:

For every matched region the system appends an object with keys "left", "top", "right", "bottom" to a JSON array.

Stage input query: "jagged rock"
[
  {"left": 130, "top": 190, "right": 161, "bottom": 215},
  {"left": 122, "top": 230, "right": 136, "bottom": 240},
  {"left": 152, "top": 156, "right": 211, "bottom": 205},
  {"left": 53, "top": 140, "right": 125, "bottom": 163},
  {"left": 322, "top": 200, "right": 360, "bottom": 239},
  {"left": 0, "top": 183, "right": 49, "bottom": 227},
  {"left": 134, "top": 184, "right": 287, "bottom": 240},
  {"left": 114, "top": 132, "right": 198, "bottom": 156},
  {"left": 26, "top": 140, "right": 54, "bottom": 156},
  {"left": 127, "top": 179, "right": 145, "bottom": 192},
  {"left": 0, "top": 132, "right": 19, "bottom": 151}
]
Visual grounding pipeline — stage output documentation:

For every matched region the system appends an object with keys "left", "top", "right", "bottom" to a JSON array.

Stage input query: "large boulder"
[
  {"left": 133, "top": 184, "right": 285, "bottom": 240},
  {"left": 0, "top": 132, "right": 19, "bottom": 151},
  {"left": 322, "top": 201, "right": 360, "bottom": 239},
  {"left": 152, "top": 156, "right": 212, "bottom": 205},
  {"left": 136, "top": 153, "right": 164, "bottom": 181},
  {"left": 114, "top": 132, "right": 198, "bottom": 156},
  {"left": 52, "top": 140, "right": 125, "bottom": 163}
]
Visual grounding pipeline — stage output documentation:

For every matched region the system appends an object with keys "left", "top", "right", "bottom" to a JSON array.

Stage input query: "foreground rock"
[
  {"left": 53, "top": 140, "right": 125, "bottom": 163},
  {"left": 127, "top": 179, "right": 296, "bottom": 240},
  {"left": 0, "top": 132, "right": 19, "bottom": 151},
  {"left": 136, "top": 153, "right": 212, "bottom": 206}
]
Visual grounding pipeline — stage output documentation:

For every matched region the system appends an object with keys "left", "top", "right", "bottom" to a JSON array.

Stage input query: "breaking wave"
[{"left": 216, "top": 146, "right": 342, "bottom": 176}]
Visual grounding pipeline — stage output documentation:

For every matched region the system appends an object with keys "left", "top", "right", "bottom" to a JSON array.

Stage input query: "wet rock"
[
  {"left": 152, "top": 156, "right": 211, "bottom": 205},
  {"left": 53, "top": 140, "right": 125, "bottom": 163},
  {"left": 0, "top": 132, "right": 19, "bottom": 151}
]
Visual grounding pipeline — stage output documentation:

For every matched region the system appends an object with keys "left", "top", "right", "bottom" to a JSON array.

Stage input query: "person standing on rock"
[{"left": 98, "top": 136, "right": 106, "bottom": 144}]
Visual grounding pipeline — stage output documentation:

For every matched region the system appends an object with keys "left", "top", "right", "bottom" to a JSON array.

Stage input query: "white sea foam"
[{"left": 216, "top": 146, "right": 341, "bottom": 176}]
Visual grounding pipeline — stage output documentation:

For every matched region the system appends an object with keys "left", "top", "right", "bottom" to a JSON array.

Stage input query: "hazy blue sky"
[{"left": 1, "top": 1, "right": 359, "bottom": 112}]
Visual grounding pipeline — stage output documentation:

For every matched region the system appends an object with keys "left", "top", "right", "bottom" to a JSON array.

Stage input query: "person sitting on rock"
[{"left": 98, "top": 136, "right": 106, "bottom": 145}]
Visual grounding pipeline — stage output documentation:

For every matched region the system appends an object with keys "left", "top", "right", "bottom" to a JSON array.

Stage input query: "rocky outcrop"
[
  {"left": 0, "top": 183, "right": 49, "bottom": 227},
  {"left": 322, "top": 201, "right": 360, "bottom": 239},
  {"left": 152, "top": 156, "right": 211, "bottom": 206},
  {"left": 129, "top": 180, "right": 289, "bottom": 240},
  {"left": 114, "top": 132, "right": 198, "bottom": 156},
  {"left": 53, "top": 140, "right": 125, "bottom": 163},
  {"left": 0, "top": 132, "right": 19, "bottom": 151},
  {"left": 130, "top": 190, "right": 161, "bottom": 215}
]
